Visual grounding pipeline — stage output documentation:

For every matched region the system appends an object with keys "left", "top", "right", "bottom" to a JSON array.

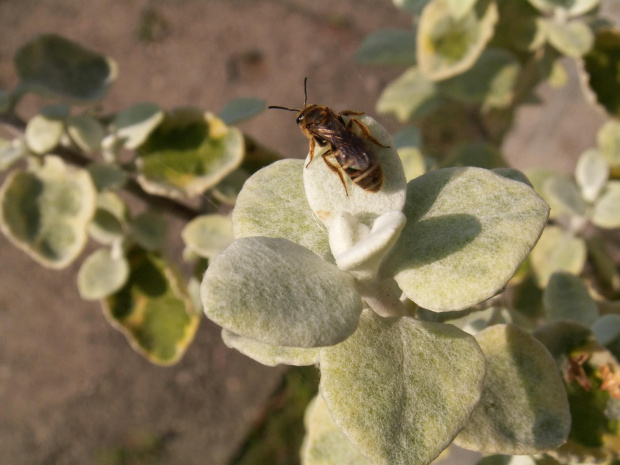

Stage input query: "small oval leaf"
[{"left": 77, "top": 248, "right": 129, "bottom": 300}]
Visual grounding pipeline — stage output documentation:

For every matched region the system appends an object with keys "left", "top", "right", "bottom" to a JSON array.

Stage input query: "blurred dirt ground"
[{"left": 0, "top": 0, "right": 618, "bottom": 464}]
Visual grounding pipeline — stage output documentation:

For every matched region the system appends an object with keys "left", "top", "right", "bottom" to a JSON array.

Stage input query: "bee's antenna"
[
  {"left": 268, "top": 105, "right": 299, "bottom": 112},
  {"left": 303, "top": 77, "right": 308, "bottom": 106}
]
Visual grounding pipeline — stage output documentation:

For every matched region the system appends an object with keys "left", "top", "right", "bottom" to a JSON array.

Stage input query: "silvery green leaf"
[
  {"left": 301, "top": 395, "right": 371, "bottom": 465},
  {"left": 527, "top": 0, "right": 600, "bottom": 17},
  {"left": 447, "top": 0, "right": 478, "bottom": 20},
  {"left": 15, "top": 34, "right": 117, "bottom": 102},
  {"left": 77, "top": 248, "right": 129, "bottom": 300},
  {"left": 131, "top": 210, "right": 168, "bottom": 251},
  {"left": 87, "top": 191, "right": 128, "bottom": 245},
  {"left": 541, "top": 19, "right": 594, "bottom": 57},
  {"left": 530, "top": 226, "right": 586, "bottom": 287},
  {"left": 218, "top": 97, "right": 266, "bottom": 125},
  {"left": 112, "top": 102, "right": 165, "bottom": 150},
  {"left": 0, "top": 138, "right": 27, "bottom": 171},
  {"left": 543, "top": 272, "right": 599, "bottom": 326},
  {"left": 67, "top": 113, "right": 105, "bottom": 153},
  {"left": 542, "top": 174, "right": 587, "bottom": 218},
  {"left": 376, "top": 67, "right": 442, "bottom": 122},
  {"left": 455, "top": 324, "right": 570, "bottom": 454},
  {"left": 355, "top": 29, "right": 417, "bottom": 66},
  {"left": 303, "top": 115, "right": 407, "bottom": 228},
  {"left": 86, "top": 163, "right": 128, "bottom": 191},
  {"left": 181, "top": 214, "right": 233, "bottom": 259},
  {"left": 382, "top": 167, "right": 549, "bottom": 311},
  {"left": 201, "top": 237, "right": 363, "bottom": 348},
  {"left": 591, "top": 181, "right": 620, "bottom": 229},
  {"left": 575, "top": 149, "right": 609, "bottom": 203},
  {"left": 592, "top": 314, "right": 620, "bottom": 346},
  {"left": 233, "top": 159, "right": 332, "bottom": 262},
  {"left": 222, "top": 330, "right": 320, "bottom": 367},
  {"left": 25, "top": 112, "right": 65, "bottom": 154},
  {"left": 598, "top": 120, "right": 620, "bottom": 171},
  {"left": 320, "top": 310, "right": 486, "bottom": 465}
]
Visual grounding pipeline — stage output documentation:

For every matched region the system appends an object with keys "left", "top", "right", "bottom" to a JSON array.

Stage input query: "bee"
[{"left": 268, "top": 78, "right": 388, "bottom": 195}]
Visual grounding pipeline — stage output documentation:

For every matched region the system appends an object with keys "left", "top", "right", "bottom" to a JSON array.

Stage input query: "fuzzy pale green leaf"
[
  {"left": 201, "top": 237, "right": 363, "bottom": 348},
  {"left": 542, "top": 174, "right": 587, "bottom": 218},
  {"left": 598, "top": 120, "right": 620, "bottom": 171},
  {"left": 355, "top": 29, "right": 417, "bottom": 66},
  {"left": 398, "top": 147, "right": 426, "bottom": 181},
  {"left": 437, "top": 48, "right": 520, "bottom": 108},
  {"left": 218, "top": 97, "right": 266, "bottom": 126},
  {"left": 376, "top": 67, "right": 442, "bottom": 122},
  {"left": 448, "top": 307, "right": 512, "bottom": 335},
  {"left": 302, "top": 395, "right": 371, "bottom": 465},
  {"left": 87, "top": 191, "right": 128, "bottom": 245},
  {"left": 576, "top": 149, "right": 609, "bottom": 203},
  {"left": 77, "top": 248, "right": 129, "bottom": 300},
  {"left": 303, "top": 115, "right": 407, "bottom": 228},
  {"left": 210, "top": 169, "right": 249, "bottom": 206},
  {"left": 0, "top": 156, "right": 96, "bottom": 268},
  {"left": 136, "top": 109, "right": 243, "bottom": 199},
  {"left": 181, "top": 214, "right": 233, "bottom": 259},
  {"left": 582, "top": 29, "right": 620, "bottom": 118},
  {"left": 67, "top": 114, "right": 105, "bottom": 153},
  {"left": 541, "top": 19, "right": 594, "bottom": 57},
  {"left": 382, "top": 167, "right": 549, "bottom": 312},
  {"left": 530, "top": 226, "right": 587, "bottom": 287},
  {"left": 222, "top": 329, "right": 320, "bottom": 367},
  {"left": 455, "top": 324, "right": 570, "bottom": 454},
  {"left": 320, "top": 310, "right": 486, "bottom": 465},
  {"left": 87, "top": 163, "right": 128, "bottom": 191},
  {"left": 591, "top": 181, "right": 620, "bottom": 229},
  {"left": 544, "top": 272, "right": 599, "bottom": 326},
  {"left": 15, "top": 34, "right": 117, "bottom": 102},
  {"left": 113, "top": 102, "right": 165, "bottom": 150},
  {"left": 392, "top": 0, "right": 430, "bottom": 14},
  {"left": 25, "top": 113, "right": 64, "bottom": 155},
  {"left": 233, "top": 159, "right": 332, "bottom": 261},
  {"left": 131, "top": 210, "right": 168, "bottom": 251},
  {"left": 103, "top": 248, "right": 199, "bottom": 365},
  {"left": 417, "top": 0, "right": 499, "bottom": 80}
]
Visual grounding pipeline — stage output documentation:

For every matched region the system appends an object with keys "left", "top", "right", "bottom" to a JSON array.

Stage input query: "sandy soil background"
[{"left": 0, "top": 0, "right": 618, "bottom": 464}]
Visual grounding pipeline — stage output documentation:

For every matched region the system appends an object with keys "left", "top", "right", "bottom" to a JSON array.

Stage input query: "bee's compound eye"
[{"left": 296, "top": 114, "right": 304, "bottom": 124}]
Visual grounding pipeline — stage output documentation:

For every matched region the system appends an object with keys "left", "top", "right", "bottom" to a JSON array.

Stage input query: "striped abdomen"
[{"left": 344, "top": 161, "right": 384, "bottom": 192}]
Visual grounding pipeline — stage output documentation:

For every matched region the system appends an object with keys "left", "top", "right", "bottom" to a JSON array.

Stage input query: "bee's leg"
[
  {"left": 348, "top": 118, "right": 390, "bottom": 149},
  {"left": 322, "top": 152, "right": 349, "bottom": 196},
  {"left": 305, "top": 138, "right": 317, "bottom": 168}
]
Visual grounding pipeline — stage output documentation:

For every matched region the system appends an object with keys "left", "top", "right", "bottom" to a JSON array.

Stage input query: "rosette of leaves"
[
  {"left": 135, "top": 107, "right": 244, "bottom": 199},
  {"left": 200, "top": 116, "right": 570, "bottom": 464},
  {"left": 527, "top": 143, "right": 620, "bottom": 288}
]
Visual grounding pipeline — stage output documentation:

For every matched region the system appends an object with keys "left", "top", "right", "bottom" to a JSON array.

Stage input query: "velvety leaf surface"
[
  {"left": 320, "top": 310, "right": 486, "bottom": 465},
  {"left": 0, "top": 156, "right": 96, "bottom": 268},
  {"left": 137, "top": 109, "right": 243, "bottom": 198},
  {"left": 530, "top": 226, "right": 586, "bottom": 287},
  {"left": 543, "top": 272, "right": 599, "bottom": 326},
  {"left": 222, "top": 330, "right": 320, "bottom": 367},
  {"left": 592, "top": 314, "right": 620, "bottom": 346},
  {"left": 447, "top": 0, "right": 477, "bottom": 20},
  {"left": 417, "top": 0, "right": 499, "bottom": 80},
  {"left": 87, "top": 163, "right": 128, "bottom": 191},
  {"left": 382, "top": 167, "right": 549, "bottom": 312},
  {"left": 355, "top": 29, "right": 417, "bottom": 66},
  {"left": 376, "top": 67, "right": 442, "bottom": 122},
  {"left": 303, "top": 116, "right": 407, "bottom": 228},
  {"left": 455, "top": 324, "right": 571, "bottom": 454},
  {"left": 87, "top": 191, "right": 128, "bottom": 245},
  {"left": 527, "top": 0, "right": 600, "bottom": 16},
  {"left": 14, "top": 34, "right": 117, "bottom": 102},
  {"left": 233, "top": 159, "right": 332, "bottom": 262},
  {"left": 77, "top": 248, "right": 129, "bottom": 300},
  {"left": 597, "top": 120, "right": 620, "bottom": 171},
  {"left": 542, "top": 174, "right": 587, "bottom": 219},
  {"left": 181, "top": 214, "right": 233, "bottom": 259},
  {"left": 201, "top": 237, "right": 363, "bottom": 348},
  {"left": 103, "top": 248, "right": 199, "bottom": 365},
  {"left": 301, "top": 395, "right": 371, "bottom": 465},
  {"left": 25, "top": 113, "right": 64, "bottom": 155},
  {"left": 131, "top": 211, "right": 168, "bottom": 251},
  {"left": 113, "top": 102, "right": 165, "bottom": 149}
]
